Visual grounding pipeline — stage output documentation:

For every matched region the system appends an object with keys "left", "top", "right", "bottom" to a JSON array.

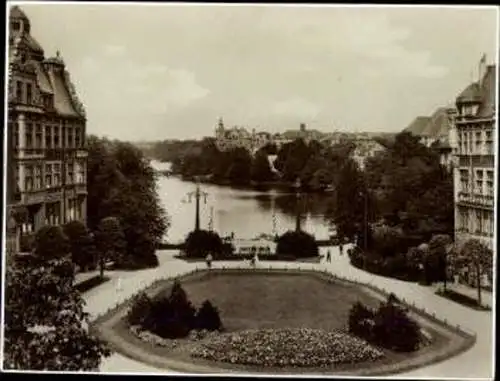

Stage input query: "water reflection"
[{"left": 151, "top": 160, "right": 333, "bottom": 243}]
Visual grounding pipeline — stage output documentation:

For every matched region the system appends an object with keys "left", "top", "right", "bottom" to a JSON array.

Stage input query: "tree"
[
  {"left": 196, "top": 300, "right": 223, "bottom": 331},
  {"left": 460, "top": 239, "right": 493, "bottom": 305},
  {"left": 3, "top": 256, "right": 110, "bottom": 370},
  {"left": 33, "top": 225, "right": 70, "bottom": 262},
  {"left": 276, "top": 230, "right": 318, "bottom": 258},
  {"left": 63, "top": 221, "right": 96, "bottom": 271},
  {"left": 251, "top": 150, "right": 275, "bottom": 183},
  {"left": 87, "top": 136, "right": 169, "bottom": 269},
  {"left": 427, "top": 234, "right": 452, "bottom": 289},
  {"left": 95, "top": 217, "right": 126, "bottom": 277},
  {"left": 371, "top": 224, "right": 404, "bottom": 257},
  {"left": 184, "top": 230, "right": 224, "bottom": 258}
]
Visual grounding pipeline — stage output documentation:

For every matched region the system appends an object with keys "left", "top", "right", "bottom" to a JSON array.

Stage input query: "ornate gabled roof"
[
  {"left": 477, "top": 64, "right": 496, "bottom": 118},
  {"left": 456, "top": 82, "right": 482, "bottom": 105},
  {"left": 404, "top": 116, "right": 431, "bottom": 136},
  {"left": 10, "top": 6, "right": 29, "bottom": 22},
  {"left": 420, "top": 107, "right": 453, "bottom": 138}
]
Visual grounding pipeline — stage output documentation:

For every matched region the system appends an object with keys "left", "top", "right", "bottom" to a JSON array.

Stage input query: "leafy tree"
[
  {"left": 95, "top": 216, "right": 126, "bottom": 276},
  {"left": 460, "top": 239, "right": 493, "bottom": 305},
  {"left": 276, "top": 230, "right": 318, "bottom": 258},
  {"left": 372, "top": 300, "right": 421, "bottom": 352},
  {"left": 184, "top": 229, "right": 224, "bottom": 258},
  {"left": 3, "top": 256, "right": 110, "bottom": 370},
  {"left": 196, "top": 300, "right": 223, "bottom": 331},
  {"left": 251, "top": 150, "right": 275, "bottom": 183},
  {"left": 63, "top": 221, "right": 96, "bottom": 271},
  {"left": 427, "top": 234, "right": 452, "bottom": 289},
  {"left": 87, "top": 136, "right": 169, "bottom": 269},
  {"left": 33, "top": 225, "right": 70, "bottom": 262},
  {"left": 348, "top": 301, "right": 375, "bottom": 339},
  {"left": 226, "top": 147, "right": 252, "bottom": 185},
  {"left": 371, "top": 224, "right": 404, "bottom": 257}
]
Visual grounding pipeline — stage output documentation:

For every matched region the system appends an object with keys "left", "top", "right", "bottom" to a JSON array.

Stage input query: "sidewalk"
[{"left": 440, "top": 282, "right": 493, "bottom": 308}]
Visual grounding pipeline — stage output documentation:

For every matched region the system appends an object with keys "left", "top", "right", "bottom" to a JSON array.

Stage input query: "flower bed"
[{"left": 190, "top": 328, "right": 384, "bottom": 368}]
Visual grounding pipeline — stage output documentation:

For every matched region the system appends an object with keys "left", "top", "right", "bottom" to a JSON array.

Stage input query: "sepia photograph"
[{"left": 1, "top": 2, "right": 498, "bottom": 379}]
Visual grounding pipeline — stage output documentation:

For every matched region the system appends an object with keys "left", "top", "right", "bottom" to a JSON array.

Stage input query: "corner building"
[
  {"left": 7, "top": 6, "right": 88, "bottom": 242},
  {"left": 453, "top": 62, "right": 496, "bottom": 250}
]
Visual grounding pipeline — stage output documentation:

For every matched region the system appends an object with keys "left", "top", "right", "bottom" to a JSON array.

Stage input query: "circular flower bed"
[{"left": 190, "top": 328, "right": 384, "bottom": 368}]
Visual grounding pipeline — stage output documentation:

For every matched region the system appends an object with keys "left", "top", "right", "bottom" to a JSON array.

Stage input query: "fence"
[{"left": 89, "top": 262, "right": 476, "bottom": 343}]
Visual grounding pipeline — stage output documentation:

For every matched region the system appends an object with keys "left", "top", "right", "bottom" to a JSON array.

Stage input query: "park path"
[{"left": 85, "top": 248, "right": 494, "bottom": 379}]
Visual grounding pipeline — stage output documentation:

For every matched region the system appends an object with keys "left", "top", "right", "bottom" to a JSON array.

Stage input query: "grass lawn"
[
  {"left": 178, "top": 272, "right": 381, "bottom": 332},
  {"left": 94, "top": 269, "right": 473, "bottom": 375}
]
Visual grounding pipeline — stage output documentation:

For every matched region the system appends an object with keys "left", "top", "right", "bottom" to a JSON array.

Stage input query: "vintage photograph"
[{"left": 2, "top": 2, "right": 498, "bottom": 378}]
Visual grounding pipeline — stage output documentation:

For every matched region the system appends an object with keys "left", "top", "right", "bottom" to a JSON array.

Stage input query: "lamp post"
[
  {"left": 186, "top": 177, "right": 208, "bottom": 232},
  {"left": 295, "top": 178, "right": 302, "bottom": 232}
]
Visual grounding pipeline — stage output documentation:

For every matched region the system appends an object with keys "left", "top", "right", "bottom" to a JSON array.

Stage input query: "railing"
[
  {"left": 457, "top": 192, "right": 494, "bottom": 208},
  {"left": 89, "top": 263, "right": 477, "bottom": 343}
]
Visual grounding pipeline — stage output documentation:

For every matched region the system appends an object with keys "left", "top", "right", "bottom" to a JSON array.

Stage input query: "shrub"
[
  {"left": 348, "top": 301, "right": 375, "bottom": 339},
  {"left": 184, "top": 230, "right": 224, "bottom": 259},
  {"left": 372, "top": 301, "right": 421, "bottom": 352},
  {"left": 276, "top": 230, "right": 318, "bottom": 258},
  {"left": 94, "top": 217, "right": 126, "bottom": 267},
  {"left": 348, "top": 296, "right": 421, "bottom": 353},
  {"left": 19, "top": 233, "right": 35, "bottom": 253},
  {"left": 196, "top": 300, "right": 223, "bottom": 331},
  {"left": 33, "top": 225, "right": 70, "bottom": 262},
  {"left": 63, "top": 221, "right": 96, "bottom": 271},
  {"left": 127, "top": 292, "right": 153, "bottom": 327}
]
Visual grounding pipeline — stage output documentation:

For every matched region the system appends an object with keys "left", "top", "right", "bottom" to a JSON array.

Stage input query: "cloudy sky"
[{"left": 13, "top": 3, "right": 498, "bottom": 141}]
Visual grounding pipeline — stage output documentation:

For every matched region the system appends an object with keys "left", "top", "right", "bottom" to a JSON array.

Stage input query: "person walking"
[
  {"left": 326, "top": 250, "right": 331, "bottom": 263},
  {"left": 206, "top": 253, "right": 213, "bottom": 269},
  {"left": 339, "top": 242, "right": 344, "bottom": 256},
  {"left": 116, "top": 276, "right": 123, "bottom": 293}
]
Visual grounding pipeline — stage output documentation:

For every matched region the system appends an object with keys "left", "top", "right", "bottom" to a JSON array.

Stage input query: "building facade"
[
  {"left": 6, "top": 6, "right": 88, "bottom": 252},
  {"left": 452, "top": 61, "right": 496, "bottom": 251},
  {"left": 350, "top": 135, "right": 387, "bottom": 170}
]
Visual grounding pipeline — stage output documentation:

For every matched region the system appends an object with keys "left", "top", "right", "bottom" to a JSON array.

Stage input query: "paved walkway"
[{"left": 84, "top": 247, "right": 494, "bottom": 379}]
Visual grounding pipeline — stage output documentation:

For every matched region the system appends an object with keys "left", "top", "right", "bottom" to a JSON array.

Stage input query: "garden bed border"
[{"left": 89, "top": 265, "right": 477, "bottom": 376}]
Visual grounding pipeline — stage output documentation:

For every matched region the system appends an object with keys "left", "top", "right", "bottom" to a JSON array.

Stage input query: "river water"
[{"left": 151, "top": 160, "right": 333, "bottom": 243}]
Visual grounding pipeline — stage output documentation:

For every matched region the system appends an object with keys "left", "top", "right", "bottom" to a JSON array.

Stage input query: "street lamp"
[
  {"left": 185, "top": 176, "right": 208, "bottom": 232},
  {"left": 295, "top": 177, "right": 302, "bottom": 232}
]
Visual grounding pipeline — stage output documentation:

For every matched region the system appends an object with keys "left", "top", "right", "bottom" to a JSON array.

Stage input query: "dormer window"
[{"left": 12, "top": 21, "right": 20, "bottom": 31}]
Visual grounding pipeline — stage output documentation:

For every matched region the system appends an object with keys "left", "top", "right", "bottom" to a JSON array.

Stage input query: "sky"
[{"left": 10, "top": 3, "right": 499, "bottom": 141}]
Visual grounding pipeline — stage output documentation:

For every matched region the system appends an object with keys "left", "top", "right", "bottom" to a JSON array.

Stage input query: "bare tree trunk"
[{"left": 100, "top": 253, "right": 104, "bottom": 279}]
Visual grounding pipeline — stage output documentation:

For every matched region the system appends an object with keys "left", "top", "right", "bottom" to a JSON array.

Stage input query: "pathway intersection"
[{"left": 83, "top": 247, "right": 494, "bottom": 378}]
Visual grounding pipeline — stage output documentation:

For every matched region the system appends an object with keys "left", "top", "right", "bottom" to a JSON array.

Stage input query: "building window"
[
  {"left": 475, "top": 131, "right": 482, "bottom": 154},
  {"left": 67, "top": 127, "right": 73, "bottom": 148},
  {"left": 485, "top": 130, "right": 493, "bottom": 154},
  {"left": 76, "top": 161, "right": 85, "bottom": 184},
  {"left": 54, "top": 163, "right": 61, "bottom": 187},
  {"left": 459, "top": 169, "right": 469, "bottom": 193},
  {"left": 75, "top": 127, "right": 81, "bottom": 148},
  {"left": 25, "top": 123, "right": 32, "bottom": 148},
  {"left": 26, "top": 83, "right": 32, "bottom": 104},
  {"left": 16, "top": 81, "right": 22, "bottom": 102},
  {"left": 45, "top": 163, "right": 52, "bottom": 188},
  {"left": 67, "top": 161, "right": 74, "bottom": 184},
  {"left": 35, "top": 124, "right": 42, "bottom": 149},
  {"left": 24, "top": 165, "right": 34, "bottom": 192},
  {"left": 475, "top": 170, "right": 484, "bottom": 194},
  {"left": 35, "top": 165, "right": 42, "bottom": 190},
  {"left": 486, "top": 170, "right": 494, "bottom": 196},
  {"left": 45, "top": 125, "right": 52, "bottom": 149},
  {"left": 13, "top": 123, "right": 19, "bottom": 148},
  {"left": 53, "top": 125, "right": 60, "bottom": 148}
]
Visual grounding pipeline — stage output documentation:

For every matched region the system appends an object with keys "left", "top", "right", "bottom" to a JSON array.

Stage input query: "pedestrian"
[
  {"left": 326, "top": 250, "right": 331, "bottom": 263},
  {"left": 339, "top": 242, "right": 344, "bottom": 256},
  {"left": 116, "top": 276, "right": 123, "bottom": 293},
  {"left": 206, "top": 253, "right": 213, "bottom": 269}
]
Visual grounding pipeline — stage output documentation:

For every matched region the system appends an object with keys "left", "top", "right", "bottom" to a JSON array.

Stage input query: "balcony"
[
  {"left": 14, "top": 148, "right": 45, "bottom": 159},
  {"left": 457, "top": 192, "right": 494, "bottom": 209},
  {"left": 75, "top": 149, "right": 88, "bottom": 158},
  {"left": 75, "top": 183, "right": 87, "bottom": 195}
]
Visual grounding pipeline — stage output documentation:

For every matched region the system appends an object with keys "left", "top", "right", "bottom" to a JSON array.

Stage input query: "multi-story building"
[
  {"left": 404, "top": 107, "right": 457, "bottom": 169},
  {"left": 452, "top": 59, "right": 496, "bottom": 251},
  {"left": 350, "top": 135, "right": 387, "bottom": 170},
  {"left": 6, "top": 6, "right": 88, "bottom": 251}
]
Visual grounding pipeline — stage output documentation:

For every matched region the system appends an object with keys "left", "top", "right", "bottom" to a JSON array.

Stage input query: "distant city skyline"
[{"left": 11, "top": 3, "right": 498, "bottom": 141}]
